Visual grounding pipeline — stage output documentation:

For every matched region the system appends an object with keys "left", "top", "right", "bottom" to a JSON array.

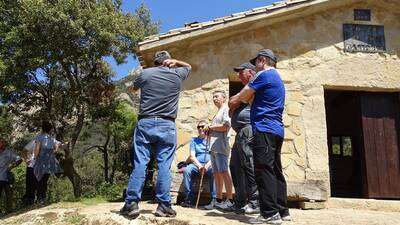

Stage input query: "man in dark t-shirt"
[
  {"left": 121, "top": 51, "right": 191, "bottom": 218},
  {"left": 227, "top": 63, "right": 259, "bottom": 214}
]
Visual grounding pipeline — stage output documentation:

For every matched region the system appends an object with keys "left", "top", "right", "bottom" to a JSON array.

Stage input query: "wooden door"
[{"left": 361, "top": 93, "right": 400, "bottom": 199}]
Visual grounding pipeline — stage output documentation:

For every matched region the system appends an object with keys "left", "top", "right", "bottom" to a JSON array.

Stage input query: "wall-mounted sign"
[
  {"left": 354, "top": 9, "right": 371, "bottom": 21},
  {"left": 343, "top": 24, "right": 385, "bottom": 53}
]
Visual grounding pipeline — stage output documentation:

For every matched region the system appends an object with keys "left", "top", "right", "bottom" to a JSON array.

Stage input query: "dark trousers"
[
  {"left": 24, "top": 167, "right": 38, "bottom": 204},
  {"left": 37, "top": 174, "right": 50, "bottom": 201},
  {"left": 252, "top": 131, "right": 289, "bottom": 217},
  {"left": 0, "top": 181, "right": 12, "bottom": 212},
  {"left": 229, "top": 125, "right": 259, "bottom": 208}
]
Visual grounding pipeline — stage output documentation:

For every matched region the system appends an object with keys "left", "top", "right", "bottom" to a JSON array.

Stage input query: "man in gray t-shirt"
[
  {"left": 122, "top": 51, "right": 191, "bottom": 218},
  {"left": 134, "top": 65, "right": 190, "bottom": 118}
]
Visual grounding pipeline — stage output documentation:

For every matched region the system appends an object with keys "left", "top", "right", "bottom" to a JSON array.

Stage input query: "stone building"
[{"left": 136, "top": 0, "right": 400, "bottom": 202}]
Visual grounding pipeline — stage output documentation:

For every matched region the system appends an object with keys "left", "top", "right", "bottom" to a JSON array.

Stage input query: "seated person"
[{"left": 181, "top": 120, "right": 216, "bottom": 208}]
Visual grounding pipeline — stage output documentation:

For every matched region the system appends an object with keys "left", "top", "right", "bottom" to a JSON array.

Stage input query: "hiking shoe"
[
  {"left": 281, "top": 214, "right": 292, "bottom": 221},
  {"left": 248, "top": 213, "right": 282, "bottom": 224},
  {"left": 37, "top": 198, "right": 46, "bottom": 206},
  {"left": 215, "top": 199, "right": 234, "bottom": 210},
  {"left": 225, "top": 204, "right": 245, "bottom": 214},
  {"left": 202, "top": 198, "right": 216, "bottom": 210},
  {"left": 180, "top": 200, "right": 192, "bottom": 208},
  {"left": 120, "top": 202, "right": 140, "bottom": 218},
  {"left": 154, "top": 203, "right": 177, "bottom": 217},
  {"left": 243, "top": 204, "right": 260, "bottom": 215}
]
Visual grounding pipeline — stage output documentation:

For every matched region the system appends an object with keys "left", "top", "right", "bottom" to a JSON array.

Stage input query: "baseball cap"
[
  {"left": 233, "top": 62, "right": 256, "bottom": 72},
  {"left": 154, "top": 50, "right": 171, "bottom": 64},
  {"left": 250, "top": 49, "right": 277, "bottom": 65}
]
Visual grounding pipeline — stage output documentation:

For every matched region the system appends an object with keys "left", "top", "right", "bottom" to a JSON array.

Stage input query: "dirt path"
[{"left": 2, "top": 202, "right": 400, "bottom": 225}]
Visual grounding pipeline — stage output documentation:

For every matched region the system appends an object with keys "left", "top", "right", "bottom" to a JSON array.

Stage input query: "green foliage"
[
  {"left": 109, "top": 101, "right": 137, "bottom": 141},
  {"left": 79, "top": 196, "right": 107, "bottom": 205},
  {"left": 47, "top": 176, "right": 76, "bottom": 203},
  {"left": 0, "top": 105, "right": 12, "bottom": 138},
  {"left": 97, "top": 182, "right": 125, "bottom": 202},
  {"left": 0, "top": 0, "right": 157, "bottom": 199},
  {"left": 63, "top": 213, "right": 86, "bottom": 225}
]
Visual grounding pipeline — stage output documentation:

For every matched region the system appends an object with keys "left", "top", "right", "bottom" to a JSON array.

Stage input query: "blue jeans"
[
  {"left": 183, "top": 163, "right": 216, "bottom": 201},
  {"left": 125, "top": 118, "right": 177, "bottom": 205}
]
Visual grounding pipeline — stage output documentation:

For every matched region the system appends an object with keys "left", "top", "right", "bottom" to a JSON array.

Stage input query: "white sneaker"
[
  {"left": 281, "top": 214, "right": 292, "bottom": 221},
  {"left": 248, "top": 213, "right": 282, "bottom": 224},
  {"left": 243, "top": 204, "right": 260, "bottom": 214},
  {"left": 215, "top": 199, "right": 233, "bottom": 210}
]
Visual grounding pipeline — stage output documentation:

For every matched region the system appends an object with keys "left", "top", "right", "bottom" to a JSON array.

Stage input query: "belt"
[{"left": 138, "top": 115, "right": 175, "bottom": 122}]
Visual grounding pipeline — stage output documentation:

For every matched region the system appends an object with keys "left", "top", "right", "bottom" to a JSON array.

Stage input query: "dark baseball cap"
[
  {"left": 250, "top": 49, "right": 277, "bottom": 65},
  {"left": 154, "top": 50, "right": 171, "bottom": 64},
  {"left": 233, "top": 62, "right": 256, "bottom": 72}
]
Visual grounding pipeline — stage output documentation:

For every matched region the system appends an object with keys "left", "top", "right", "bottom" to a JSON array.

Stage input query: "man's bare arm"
[
  {"left": 229, "top": 85, "right": 255, "bottom": 106},
  {"left": 189, "top": 154, "right": 203, "bottom": 169},
  {"left": 163, "top": 59, "right": 192, "bottom": 69},
  {"left": 208, "top": 123, "right": 230, "bottom": 132}
]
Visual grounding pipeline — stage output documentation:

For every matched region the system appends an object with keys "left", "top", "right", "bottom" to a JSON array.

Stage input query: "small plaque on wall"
[
  {"left": 343, "top": 24, "right": 385, "bottom": 53},
  {"left": 354, "top": 9, "right": 371, "bottom": 21}
]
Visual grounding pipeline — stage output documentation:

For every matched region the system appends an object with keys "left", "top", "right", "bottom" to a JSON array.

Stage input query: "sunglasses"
[{"left": 197, "top": 125, "right": 205, "bottom": 129}]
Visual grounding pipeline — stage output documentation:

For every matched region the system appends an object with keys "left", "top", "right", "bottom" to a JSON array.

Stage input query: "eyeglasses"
[{"left": 197, "top": 125, "right": 205, "bottom": 129}]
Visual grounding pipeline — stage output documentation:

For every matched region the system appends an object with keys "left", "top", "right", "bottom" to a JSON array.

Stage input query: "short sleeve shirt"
[
  {"left": 0, "top": 148, "right": 21, "bottom": 181},
  {"left": 189, "top": 137, "right": 210, "bottom": 164},
  {"left": 231, "top": 103, "right": 251, "bottom": 132},
  {"left": 248, "top": 68, "right": 285, "bottom": 137},
  {"left": 209, "top": 105, "right": 231, "bottom": 156},
  {"left": 133, "top": 66, "right": 191, "bottom": 118},
  {"left": 24, "top": 139, "right": 36, "bottom": 168}
]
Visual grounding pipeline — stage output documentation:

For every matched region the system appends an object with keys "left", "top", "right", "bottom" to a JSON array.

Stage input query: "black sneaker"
[
  {"left": 202, "top": 198, "right": 216, "bottom": 210},
  {"left": 225, "top": 204, "right": 245, "bottom": 214},
  {"left": 37, "top": 198, "right": 46, "bottom": 206},
  {"left": 154, "top": 203, "right": 177, "bottom": 217},
  {"left": 120, "top": 202, "right": 140, "bottom": 218},
  {"left": 180, "top": 200, "right": 192, "bottom": 208}
]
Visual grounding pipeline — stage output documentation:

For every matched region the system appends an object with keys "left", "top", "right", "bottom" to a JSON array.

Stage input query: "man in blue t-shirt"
[
  {"left": 181, "top": 120, "right": 215, "bottom": 208},
  {"left": 229, "top": 49, "right": 290, "bottom": 224}
]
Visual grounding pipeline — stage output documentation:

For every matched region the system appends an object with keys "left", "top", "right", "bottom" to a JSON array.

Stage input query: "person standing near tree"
[
  {"left": 0, "top": 137, "right": 22, "bottom": 214},
  {"left": 33, "top": 121, "right": 63, "bottom": 205},
  {"left": 121, "top": 51, "right": 191, "bottom": 218}
]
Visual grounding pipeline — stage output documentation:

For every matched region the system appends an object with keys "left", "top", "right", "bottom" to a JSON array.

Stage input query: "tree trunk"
[
  {"left": 103, "top": 133, "right": 111, "bottom": 183},
  {"left": 104, "top": 149, "right": 109, "bottom": 183},
  {"left": 59, "top": 148, "right": 82, "bottom": 198}
]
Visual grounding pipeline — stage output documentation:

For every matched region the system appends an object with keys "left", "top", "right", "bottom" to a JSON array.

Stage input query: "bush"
[
  {"left": 47, "top": 176, "right": 75, "bottom": 203},
  {"left": 97, "top": 182, "right": 125, "bottom": 202}
]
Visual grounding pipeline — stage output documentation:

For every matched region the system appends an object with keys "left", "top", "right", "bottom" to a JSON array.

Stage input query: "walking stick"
[{"left": 195, "top": 134, "right": 211, "bottom": 209}]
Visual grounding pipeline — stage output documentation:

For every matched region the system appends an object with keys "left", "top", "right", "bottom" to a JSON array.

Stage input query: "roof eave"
[{"left": 138, "top": 0, "right": 334, "bottom": 52}]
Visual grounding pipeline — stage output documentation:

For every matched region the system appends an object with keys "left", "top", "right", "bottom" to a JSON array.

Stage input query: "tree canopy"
[{"left": 0, "top": 0, "right": 158, "bottom": 198}]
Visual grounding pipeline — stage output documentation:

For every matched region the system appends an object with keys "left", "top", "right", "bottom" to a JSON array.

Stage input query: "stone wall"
[{"left": 140, "top": 0, "right": 400, "bottom": 201}]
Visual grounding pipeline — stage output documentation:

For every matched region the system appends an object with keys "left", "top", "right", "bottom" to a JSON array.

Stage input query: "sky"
[{"left": 108, "top": 0, "right": 279, "bottom": 80}]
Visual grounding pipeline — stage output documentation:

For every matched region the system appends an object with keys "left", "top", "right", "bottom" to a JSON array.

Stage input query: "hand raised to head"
[{"left": 163, "top": 59, "right": 177, "bottom": 68}]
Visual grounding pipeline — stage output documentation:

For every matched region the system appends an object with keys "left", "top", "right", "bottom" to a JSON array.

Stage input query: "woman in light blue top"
[{"left": 34, "top": 121, "right": 62, "bottom": 204}]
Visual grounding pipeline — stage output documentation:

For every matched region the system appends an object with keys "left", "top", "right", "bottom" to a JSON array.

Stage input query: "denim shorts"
[{"left": 211, "top": 152, "right": 229, "bottom": 172}]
